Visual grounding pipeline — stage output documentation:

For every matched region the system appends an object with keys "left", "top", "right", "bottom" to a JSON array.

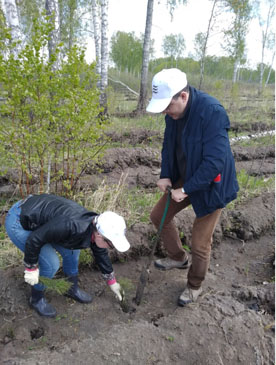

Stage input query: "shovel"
[{"left": 134, "top": 187, "right": 171, "bottom": 305}]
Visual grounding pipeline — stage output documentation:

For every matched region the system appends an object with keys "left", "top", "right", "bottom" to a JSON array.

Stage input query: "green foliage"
[
  {"left": 110, "top": 31, "right": 143, "bottom": 74},
  {"left": 162, "top": 33, "right": 186, "bottom": 59},
  {"left": 237, "top": 169, "right": 275, "bottom": 191},
  {"left": 182, "top": 244, "right": 191, "bottom": 252},
  {"left": 148, "top": 55, "right": 275, "bottom": 84},
  {"left": 222, "top": 0, "right": 252, "bottom": 62},
  {"left": 79, "top": 249, "right": 93, "bottom": 266},
  {"left": 118, "top": 277, "right": 135, "bottom": 293},
  {"left": 194, "top": 32, "right": 206, "bottom": 61},
  {"left": 39, "top": 276, "right": 72, "bottom": 295},
  {"left": 16, "top": 0, "right": 88, "bottom": 55},
  {"left": 0, "top": 15, "right": 106, "bottom": 196}
]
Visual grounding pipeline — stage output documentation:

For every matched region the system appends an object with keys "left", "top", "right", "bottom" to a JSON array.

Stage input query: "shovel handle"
[{"left": 134, "top": 188, "right": 171, "bottom": 306}]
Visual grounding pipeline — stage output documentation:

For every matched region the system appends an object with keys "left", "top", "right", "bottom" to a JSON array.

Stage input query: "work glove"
[
  {"left": 109, "top": 282, "right": 124, "bottom": 301},
  {"left": 24, "top": 267, "right": 39, "bottom": 285}
]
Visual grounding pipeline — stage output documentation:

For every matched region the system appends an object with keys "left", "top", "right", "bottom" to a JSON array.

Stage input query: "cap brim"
[
  {"left": 111, "top": 235, "right": 130, "bottom": 253},
  {"left": 146, "top": 97, "right": 172, "bottom": 113}
]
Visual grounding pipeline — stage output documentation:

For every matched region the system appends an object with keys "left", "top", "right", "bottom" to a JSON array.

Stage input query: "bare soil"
[{"left": 0, "top": 126, "right": 275, "bottom": 365}]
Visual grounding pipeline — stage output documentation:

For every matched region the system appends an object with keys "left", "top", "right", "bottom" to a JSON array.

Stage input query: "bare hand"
[
  {"left": 157, "top": 178, "right": 172, "bottom": 193},
  {"left": 171, "top": 188, "right": 187, "bottom": 203}
]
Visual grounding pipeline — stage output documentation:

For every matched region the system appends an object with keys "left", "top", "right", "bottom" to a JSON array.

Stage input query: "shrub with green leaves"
[{"left": 0, "top": 15, "right": 107, "bottom": 197}]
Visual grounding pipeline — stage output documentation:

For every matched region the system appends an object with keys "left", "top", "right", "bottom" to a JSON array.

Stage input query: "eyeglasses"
[{"left": 103, "top": 236, "right": 114, "bottom": 249}]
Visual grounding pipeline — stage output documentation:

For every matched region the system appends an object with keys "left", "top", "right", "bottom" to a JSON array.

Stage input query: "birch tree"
[
  {"left": 91, "top": 0, "right": 109, "bottom": 113},
  {"left": 1, "top": 0, "right": 21, "bottom": 53},
  {"left": 91, "top": 0, "right": 101, "bottom": 83},
  {"left": 100, "top": 0, "right": 108, "bottom": 111},
  {"left": 136, "top": 0, "right": 187, "bottom": 114},
  {"left": 136, "top": 0, "right": 154, "bottom": 114},
  {"left": 162, "top": 33, "right": 186, "bottom": 60},
  {"left": 223, "top": 0, "right": 251, "bottom": 83},
  {"left": 253, "top": 0, "right": 275, "bottom": 94},
  {"left": 14, "top": 0, "right": 42, "bottom": 43},
  {"left": 265, "top": 48, "right": 275, "bottom": 86},
  {"left": 194, "top": 0, "right": 219, "bottom": 89},
  {"left": 45, "top": 0, "right": 60, "bottom": 62}
]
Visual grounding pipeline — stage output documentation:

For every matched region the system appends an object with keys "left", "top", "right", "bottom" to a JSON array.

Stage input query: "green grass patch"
[
  {"left": 79, "top": 249, "right": 93, "bottom": 266},
  {"left": 108, "top": 113, "right": 165, "bottom": 134},
  {"left": 118, "top": 277, "right": 135, "bottom": 293},
  {"left": 76, "top": 181, "right": 162, "bottom": 227},
  {"left": 0, "top": 225, "right": 23, "bottom": 269},
  {"left": 237, "top": 134, "right": 275, "bottom": 147},
  {"left": 228, "top": 169, "right": 275, "bottom": 209}
]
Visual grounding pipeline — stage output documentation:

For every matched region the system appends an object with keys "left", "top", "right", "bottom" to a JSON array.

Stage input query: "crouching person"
[{"left": 5, "top": 193, "right": 130, "bottom": 318}]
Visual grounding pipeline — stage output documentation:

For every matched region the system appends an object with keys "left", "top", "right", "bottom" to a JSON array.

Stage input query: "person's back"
[{"left": 20, "top": 194, "right": 92, "bottom": 230}]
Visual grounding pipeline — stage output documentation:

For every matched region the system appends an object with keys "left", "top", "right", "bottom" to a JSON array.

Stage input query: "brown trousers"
[{"left": 150, "top": 180, "right": 222, "bottom": 289}]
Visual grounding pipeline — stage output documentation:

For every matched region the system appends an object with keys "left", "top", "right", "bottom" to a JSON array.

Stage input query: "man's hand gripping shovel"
[{"left": 134, "top": 186, "right": 171, "bottom": 306}]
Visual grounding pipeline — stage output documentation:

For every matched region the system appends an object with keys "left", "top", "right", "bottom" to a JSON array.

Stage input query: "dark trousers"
[{"left": 150, "top": 180, "right": 222, "bottom": 289}]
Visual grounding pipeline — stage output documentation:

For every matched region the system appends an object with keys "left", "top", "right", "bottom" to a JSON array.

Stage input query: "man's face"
[{"left": 162, "top": 91, "right": 189, "bottom": 120}]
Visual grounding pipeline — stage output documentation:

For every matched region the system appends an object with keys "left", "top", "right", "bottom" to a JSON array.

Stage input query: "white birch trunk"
[
  {"left": 259, "top": 29, "right": 266, "bottom": 94},
  {"left": 258, "top": 0, "right": 275, "bottom": 95},
  {"left": 100, "top": 0, "right": 109, "bottom": 110},
  {"left": 45, "top": 0, "right": 60, "bottom": 66},
  {"left": 45, "top": 0, "right": 60, "bottom": 191},
  {"left": 265, "top": 51, "right": 275, "bottom": 86},
  {"left": 2, "top": 0, "right": 21, "bottom": 53},
  {"left": 91, "top": 0, "right": 101, "bottom": 86},
  {"left": 137, "top": 0, "right": 154, "bottom": 113},
  {"left": 232, "top": 59, "right": 239, "bottom": 83}
]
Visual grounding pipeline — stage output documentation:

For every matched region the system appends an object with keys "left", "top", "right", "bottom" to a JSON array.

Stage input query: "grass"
[
  {"left": 0, "top": 239, "right": 23, "bottom": 269},
  {"left": 227, "top": 169, "right": 275, "bottom": 209},
  {"left": 108, "top": 113, "right": 165, "bottom": 134},
  {"left": 236, "top": 133, "right": 275, "bottom": 147},
  {"left": 75, "top": 178, "right": 162, "bottom": 227}
]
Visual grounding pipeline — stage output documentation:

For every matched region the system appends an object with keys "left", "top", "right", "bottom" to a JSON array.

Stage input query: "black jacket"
[{"left": 20, "top": 194, "right": 113, "bottom": 275}]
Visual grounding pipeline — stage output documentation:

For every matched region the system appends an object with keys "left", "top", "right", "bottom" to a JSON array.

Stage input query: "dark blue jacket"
[{"left": 160, "top": 87, "right": 239, "bottom": 217}]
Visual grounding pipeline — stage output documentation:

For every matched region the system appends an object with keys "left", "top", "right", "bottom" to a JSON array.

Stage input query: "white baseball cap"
[
  {"left": 95, "top": 211, "right": 130, "bottom": 253},
  {"left": 146, "top": 68, "right": 187, "bottom": 113}
]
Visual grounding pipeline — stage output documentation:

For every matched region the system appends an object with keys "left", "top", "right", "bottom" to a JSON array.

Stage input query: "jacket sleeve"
[
  {"left": 90, "top": 243, "right": 114, "bottom": 276},
  {"left": 160, "top": 118, "right": 172, "bottom": 179},
  {"left": 184, "top": 105, "right": 230, "bottom": 194},
  {"left": 24, "top": 217, "right": 74, "bottom": 266}
]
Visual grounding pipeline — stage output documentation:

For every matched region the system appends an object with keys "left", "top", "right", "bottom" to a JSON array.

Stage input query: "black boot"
[
  {"left": 30, "top": 287, "right": 57, "bottom": 318},
  {"left": 65, "top": 275, "right": 93, "bottom": 303}
]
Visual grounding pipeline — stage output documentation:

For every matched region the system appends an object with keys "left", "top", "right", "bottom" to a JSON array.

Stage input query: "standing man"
[
  {"left": 5, "top": 194, "right": 130, "bottom": 317},
  {"left": 146, "top": 68, "right": 239, "bottom": 306}
]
